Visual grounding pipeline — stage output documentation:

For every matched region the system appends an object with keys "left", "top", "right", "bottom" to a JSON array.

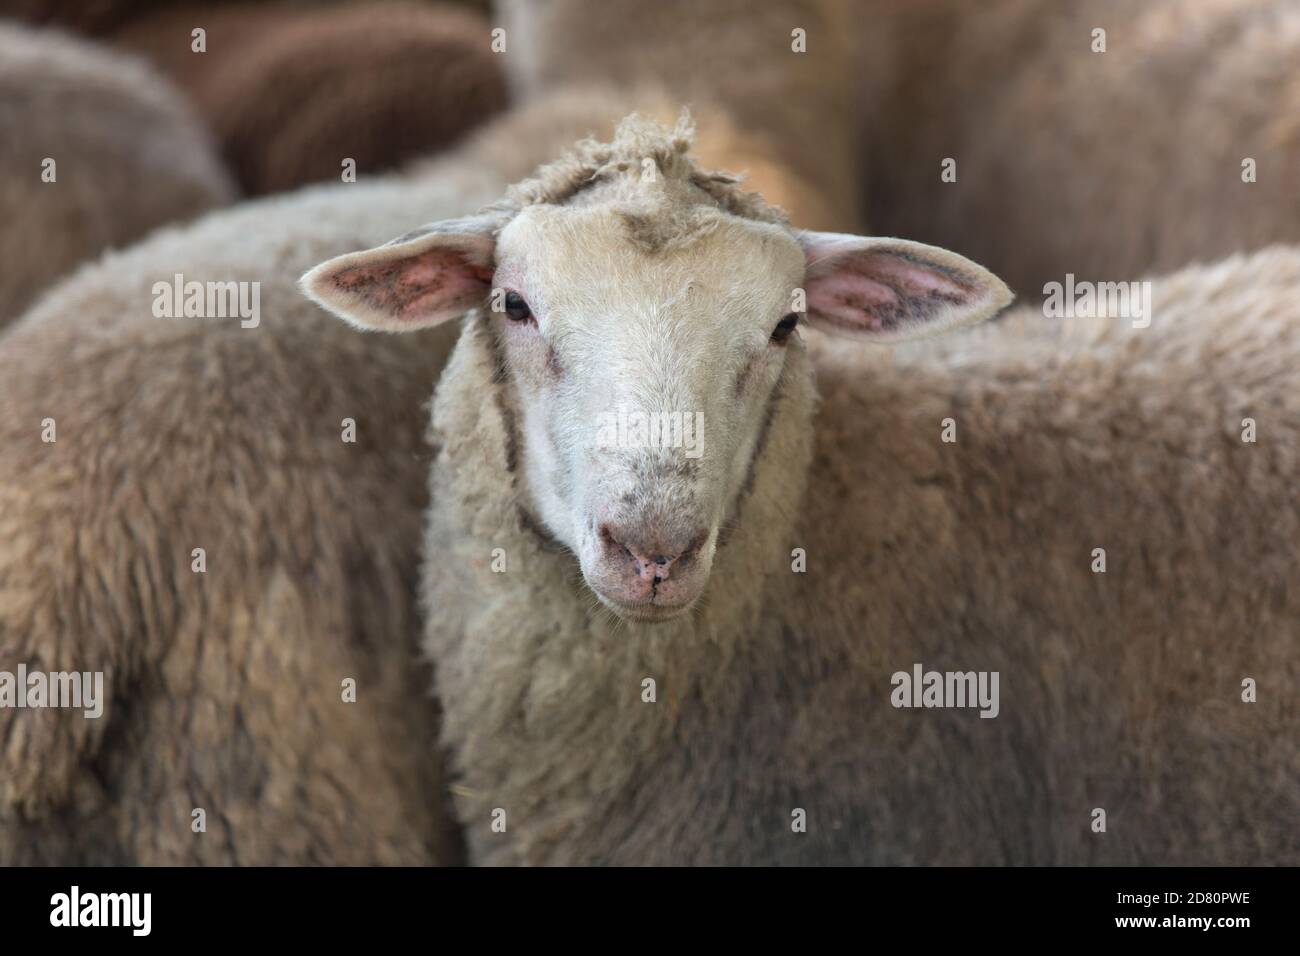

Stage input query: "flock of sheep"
[{"left": 1, "top": 0, "right": 1296, "bottom": 865}]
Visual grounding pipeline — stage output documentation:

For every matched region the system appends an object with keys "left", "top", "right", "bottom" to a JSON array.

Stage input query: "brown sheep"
[
  {"left": 857, "top": 0, "right": 1300, "bottom": 293},
  {"left": 0, "top": 23, "right": 234, "bottom": 326}
]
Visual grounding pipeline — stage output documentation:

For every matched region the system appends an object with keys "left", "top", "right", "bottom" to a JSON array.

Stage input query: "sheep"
[
  {"left": 854, "top": 0, "right": 1300, "bottom": 293},
  {"left": 3, "top": 0, "right": 157, "bottom": 34},
  {"left": 0, "top": 23, "right": 235, "bottom": 326},
  {"left": 306, "top": 113, "right": 1299, "bottom": 865},
  {"left": 0, "top": 150, "right": 510, "bottom": 865},
  {"left": 112, "top": 1, "right": 508, "bottom": 195}
]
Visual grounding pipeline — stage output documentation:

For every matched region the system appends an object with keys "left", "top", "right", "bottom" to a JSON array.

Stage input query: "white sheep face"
[{"left": 491, "top": 203, "right": 807, "bottom": 620}]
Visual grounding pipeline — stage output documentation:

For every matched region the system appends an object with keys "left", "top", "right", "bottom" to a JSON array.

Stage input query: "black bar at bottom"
[{"left": 0, "top": 866, "right": 1286, "bottom": 943}]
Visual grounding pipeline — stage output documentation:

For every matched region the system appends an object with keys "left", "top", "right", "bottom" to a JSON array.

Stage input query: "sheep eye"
[
  {"left": 771, "top": 313, "right": 799, "bottom": 344},
  {"left": 504, "top": 291, "right": 533, "bottom": 323}
]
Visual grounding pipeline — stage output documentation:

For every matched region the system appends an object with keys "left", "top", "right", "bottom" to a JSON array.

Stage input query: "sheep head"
[{"left": 302, "top": 114, "right": 1011, "bottom": 623}]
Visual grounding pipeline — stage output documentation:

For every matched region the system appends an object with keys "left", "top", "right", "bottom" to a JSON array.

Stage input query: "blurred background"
[
  {"left": 0, "top": 0, "right": 506, "bottom": 322},
  {"left": 1, "top": 0, "right": 1296, "bottom": 867}
]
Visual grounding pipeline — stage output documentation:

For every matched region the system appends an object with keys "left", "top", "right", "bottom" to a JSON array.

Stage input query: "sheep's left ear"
[
  {"left": 798, "top": 232, "right": 1013, "bottom": 342},
  {"left": 301, "top": 211, "right": 508, "bottom": 332}
]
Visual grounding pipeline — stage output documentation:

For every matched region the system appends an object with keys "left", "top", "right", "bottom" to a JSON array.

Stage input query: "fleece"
[{"left": 0, "top": 151, "right": 511, "bottom": 864}]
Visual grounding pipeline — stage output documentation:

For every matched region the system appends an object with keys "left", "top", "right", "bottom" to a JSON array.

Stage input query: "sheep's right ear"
[{"left": 300, "top": 213, "right": 505, "bottom": 332}]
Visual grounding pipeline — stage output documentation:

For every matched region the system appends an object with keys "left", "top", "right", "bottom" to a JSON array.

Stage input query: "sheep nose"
[{"left": 598, "top": 523, "right": 705, "bottom": 582}]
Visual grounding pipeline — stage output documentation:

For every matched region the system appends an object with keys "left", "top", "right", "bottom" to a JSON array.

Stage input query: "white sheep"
[{"left": 307, "top": 113, "right": 1299, "bottom": 865}]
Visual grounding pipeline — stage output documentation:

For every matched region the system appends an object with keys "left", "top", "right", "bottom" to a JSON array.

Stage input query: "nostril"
[
  {"left": 598, "top": 523, "right": 617, "bottom": 546},
  {"left": 681, "top": 530, "right": 709, "bottom": 560}
]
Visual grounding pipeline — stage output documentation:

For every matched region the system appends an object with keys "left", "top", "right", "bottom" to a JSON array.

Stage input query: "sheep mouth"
[{"left": 591, "top": 590, "right": 697, "bottom": 624}]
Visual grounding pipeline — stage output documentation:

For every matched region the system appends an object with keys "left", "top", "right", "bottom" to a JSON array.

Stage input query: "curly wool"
[{"left": 504, "top": 112, "right": 788, "bottom": 252}]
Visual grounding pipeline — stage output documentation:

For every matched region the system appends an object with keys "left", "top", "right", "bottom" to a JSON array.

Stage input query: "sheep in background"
[
  {"left": 496, "top": 0, "right": 862, "bottom": 230},
  {"left": 112, "top": 0, "right": 508, "bottom": 195},
  {"left": 3, "top": 0, "right": 179, "bottom": 35},
  {"left": 0, "top": 23, "right": 234, "bottom": 325},
  {"left": 307, "top": 114, "right": 1298, "bottom": 865},
  {"left": 0, "top": 162, "right": 504, "bottom": 864},
  {"left": 856, "top": 0, "right": 1300, "bottom": 292}
]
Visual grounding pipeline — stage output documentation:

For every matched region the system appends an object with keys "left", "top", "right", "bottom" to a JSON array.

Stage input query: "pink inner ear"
[
  {"left": 806, "top": 274, "right": 902, "bottom": 332},
  {"left": 334, "top": 247, "right": 493, "bottom": 323},
  {"left": 807, "top": 250, "right": 973, "bottom": 334}
]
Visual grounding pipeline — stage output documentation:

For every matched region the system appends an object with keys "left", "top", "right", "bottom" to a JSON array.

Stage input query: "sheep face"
[
  {"left": 302, "top": 176, "right": 1010, "bottom": 626},
  {"left": 487, "top": 202, "right": 808, "bottom": 621}
]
